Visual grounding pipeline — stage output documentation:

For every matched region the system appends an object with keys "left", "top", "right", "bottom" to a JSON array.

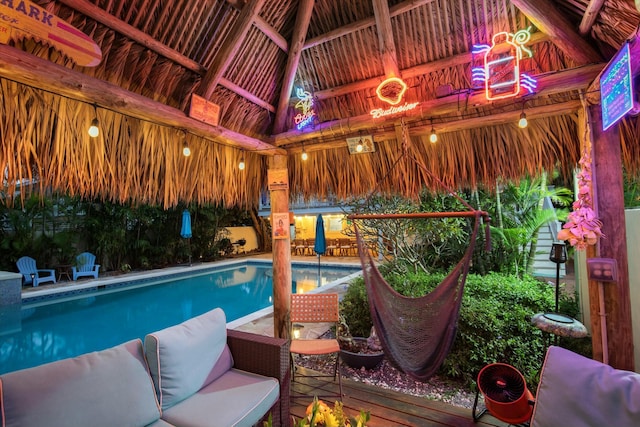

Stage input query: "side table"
[{"left": 56, "top": 264, "right": 73, "bottom": 281}]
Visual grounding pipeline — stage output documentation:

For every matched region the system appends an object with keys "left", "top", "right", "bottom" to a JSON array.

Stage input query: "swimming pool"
[{"left": 0, "top": 259, "right": 360, "bottom": 374}]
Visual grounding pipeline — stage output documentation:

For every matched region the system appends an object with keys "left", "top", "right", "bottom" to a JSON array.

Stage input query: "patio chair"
[
  {"left": 16, "top": 256, "right": 57, "bottom": 287},
  {"left": 72, "top": 252, "right": 100, "bottom": 281},
  {"left": 290, "top": 293, "right": 342, "bottom": 399}
]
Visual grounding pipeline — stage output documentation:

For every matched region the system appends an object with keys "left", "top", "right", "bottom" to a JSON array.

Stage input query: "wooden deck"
[{"left": 290, "top": 368, "right": 509, "bottom": 427}]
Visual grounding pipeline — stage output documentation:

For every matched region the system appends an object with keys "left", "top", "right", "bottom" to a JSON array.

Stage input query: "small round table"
[{"left": 56, "top": 264, "right": 73, "bottom": 281}]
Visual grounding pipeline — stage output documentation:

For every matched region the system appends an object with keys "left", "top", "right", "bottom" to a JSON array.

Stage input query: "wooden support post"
[
  {"left": 269, "top": 154, "right": 292, "bottom": 339},
  {"left": 587, "top": 105, "right": 634, "bottom": 370}
]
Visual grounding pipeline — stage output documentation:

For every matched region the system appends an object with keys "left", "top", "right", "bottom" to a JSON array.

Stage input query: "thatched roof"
[{"left": 1, "top": 0, "right": 640, "bottom": 207}]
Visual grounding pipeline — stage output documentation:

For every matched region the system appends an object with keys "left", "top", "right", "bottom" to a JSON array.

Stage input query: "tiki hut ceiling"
[{"left": 1, "top": 0, "right": 640, "bottom": 208}]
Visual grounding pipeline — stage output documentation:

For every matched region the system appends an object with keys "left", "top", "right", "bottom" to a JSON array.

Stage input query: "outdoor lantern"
[{"left": 549, "top": 242, "right": 567, "bottom": 264}]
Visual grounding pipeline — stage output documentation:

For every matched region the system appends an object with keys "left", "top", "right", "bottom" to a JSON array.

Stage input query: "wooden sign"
[
  {"left": 189, "top": 94, "right": 220, "bottom": 127},
  {"left": 346, "top": 136, "right": 375, "bottom": 154},
  {"left": 267, "top": 169, "right": 288, "bottom": 191},
  {"left": 0, "top": 0, "right": 102, "bottom": 67}
]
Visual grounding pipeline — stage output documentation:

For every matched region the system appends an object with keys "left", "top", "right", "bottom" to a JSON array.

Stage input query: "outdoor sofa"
[
  {"left": 530, "top": 345, "right": 640, "bottom": 427},
  {"left": 0, "top": 308, "right": 291, "bottom": 427}
]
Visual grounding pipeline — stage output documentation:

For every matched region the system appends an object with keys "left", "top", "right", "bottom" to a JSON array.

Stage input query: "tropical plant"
[{"left": 489, "top": 176, "right": 572, "bottom": 276}]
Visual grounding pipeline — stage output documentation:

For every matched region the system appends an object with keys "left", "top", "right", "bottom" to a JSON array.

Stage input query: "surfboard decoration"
[{"left": 0, "top": 0, "right": 102, "bottom": 67}]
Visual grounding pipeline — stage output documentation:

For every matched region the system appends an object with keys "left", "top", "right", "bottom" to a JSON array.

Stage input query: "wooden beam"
[
  {"left": 587, "top": 104, "right": 635, "bottom": 371},
  {"left": 226, "top": 0, "right": 288, "bottom": 52},
  {"left": 57, "top": 0, "right": 204, "bottom": 74},
  {"left": 579, "top": 0, "right": 606, "bottom": 35},
  {"left": 0, "top": 45, "right": 282, "bottom": 155},
  {"left": 372, "top": 0, "right": 400, "bottom": 77},
  {"left": 314, "top": 32, "right": 549, "bottom": 100},
  {"left": 57, "top": 0, "right": 276, "bottom": 113},
  {"left": 273, "top": 63, "right": 603, "bottom": 146},
  {"left": 197, "top": 0, "right": 266, "bottom": 100},
  {"left": 285, "top": 100, "right": 582, "bottom": 153},
  {"left": 272, "top": 0, "right": 315, "bottom": 133},
  {"left": 303, "top": 0, "right": 436, "bottom": 49},
  {"left": 511, "top": 0, "right": 602, "bottom": 65},
  {"left": 269, "top": 155, "right": 292, "bottom": 340}
]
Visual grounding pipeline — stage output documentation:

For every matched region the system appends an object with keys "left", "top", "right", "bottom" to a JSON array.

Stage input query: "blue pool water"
[{"left": 0, "top": 261, "right": 360, "bottom": 374}]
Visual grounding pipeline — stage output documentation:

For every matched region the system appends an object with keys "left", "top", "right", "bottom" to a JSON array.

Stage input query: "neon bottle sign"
[
  {"left": 471, "top": 27, "right": 537, "bottom": 100},
  {"left": 293, "top": 87, "right": 315, "bottom": 130}
]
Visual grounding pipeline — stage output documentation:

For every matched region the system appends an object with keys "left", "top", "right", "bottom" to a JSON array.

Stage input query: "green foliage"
[{"left": 340, "top": 269, "right": 589, "bottom": 389}]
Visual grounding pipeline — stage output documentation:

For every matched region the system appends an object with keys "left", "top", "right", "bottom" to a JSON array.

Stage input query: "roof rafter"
[
  {"left": 272, "top": 0, "right": 315, "bottom": 133},
  {"left": 58, "top": 0, "right": 276, "bottom": 112},
  {"left": 511, "top": 0, "right": 602, "bottom": 64},
  {"left": 579, "top": 0, "right": 606, "bottom": 35},
  {"left": 197, "top": 0, "right": 267, "bottom": 100},
  {"left": 372, "top": 0, "right": 400, "bottom": 77}
]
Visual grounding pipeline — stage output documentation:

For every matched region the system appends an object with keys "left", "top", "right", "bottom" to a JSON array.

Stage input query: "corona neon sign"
[
  {"left": 293, "top": 87, "right": 315, "bottom": 130},
  {"left": 471, "top": 27, "right": 537, "bottom": 100}
]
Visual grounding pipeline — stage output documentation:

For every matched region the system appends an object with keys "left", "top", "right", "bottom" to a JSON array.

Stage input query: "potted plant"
[{"left": 337, "top": 315, "right": 384, "bottom": 370}]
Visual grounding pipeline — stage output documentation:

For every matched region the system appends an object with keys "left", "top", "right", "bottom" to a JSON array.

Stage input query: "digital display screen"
[{"left": 601, "top": 43, "right": 635, "bottom": 131}]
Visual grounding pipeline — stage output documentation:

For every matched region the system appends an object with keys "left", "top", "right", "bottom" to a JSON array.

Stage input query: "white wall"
[
  {"left": 224, "top": 226, "right": 259, "bottom": 253},
  {"left": 577, "top": 208, "right": 640, "bottom": 372}
]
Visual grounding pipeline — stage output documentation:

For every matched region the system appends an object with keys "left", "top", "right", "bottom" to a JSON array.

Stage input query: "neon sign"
[
  {"left": 293, "top": 87, "right": 315, "bottom": 130},
  {"left": 370, "top": 102, "right": 419, "bottom": 119},
  {"left": 472, "top": 27, "right": 537, "bottom": 100},
  {"left": 375, "top": 77, "right": 408, "bottom": 105}
]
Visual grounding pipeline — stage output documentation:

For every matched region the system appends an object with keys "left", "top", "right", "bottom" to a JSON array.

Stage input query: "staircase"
[{"left": 531, "top": 197, "right": 566, "bottom": 279}]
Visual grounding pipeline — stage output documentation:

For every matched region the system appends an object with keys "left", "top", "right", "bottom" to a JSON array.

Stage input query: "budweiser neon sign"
[
  {"left": 370, "top": 102, "right": 419, "bottom": 119},
  {"left": 293, "top": 87, "right": 315, "bottom": 130},
  {"left": 471, "top": 27, "right": 537, "bottom": 100}
]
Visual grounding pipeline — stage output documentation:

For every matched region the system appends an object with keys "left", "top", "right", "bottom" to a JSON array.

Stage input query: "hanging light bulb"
[
  {"left": 88, "top": 105, "right": 99, "bottom": 137},
  {"left": 518, "top": 111, "right": 528, "bottom": 128},
  {"left": 356, "top": 139, "right": 364, "bottom": 152},
  {"left": 239, "top": 152, "right": 245, "bottom": 170},
  {"left": 301, "top": 148, "right": 308, "bottom": 161},
  {"left": 182, "top": 140, "right": 191, "bottom": 157},
  {"left": 429, "top": 127, "right": 438, "bottom": 143}
]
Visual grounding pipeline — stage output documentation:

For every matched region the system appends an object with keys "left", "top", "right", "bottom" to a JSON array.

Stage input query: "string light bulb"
[
  {"left": 301, "top": 148, "right": 308, "bottom": 161},
  {"left": 356, "top": 138, "right": 364, "bottom": 152},
  {"left": 88, "top": 105, "right": 99, "bottom": 137},
  {"left": 518, "top": 111, "right": 528, "bottom": 128},
  {"left": 182, "top": 140, "right": 191, "bottom": 157},
  {"left": 239, "top": 152, "right": 245, "bottom": 170},
  {"left": 429, "top": 127, "right": 438, "bottom": 143}
]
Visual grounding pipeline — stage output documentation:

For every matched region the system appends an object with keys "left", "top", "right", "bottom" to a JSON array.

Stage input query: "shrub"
[{"left": 340, "top": 269, "right": 589, "bottom": 389}]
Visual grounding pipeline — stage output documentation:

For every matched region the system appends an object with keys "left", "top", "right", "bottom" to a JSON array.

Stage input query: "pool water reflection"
[{"left": 0, "top": 261, "right": 359, "bottom": 374}]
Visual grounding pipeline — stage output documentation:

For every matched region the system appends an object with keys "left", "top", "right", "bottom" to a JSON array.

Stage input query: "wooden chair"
[{"left": 290, "top": 293, "right": 342, "bottom": 398}]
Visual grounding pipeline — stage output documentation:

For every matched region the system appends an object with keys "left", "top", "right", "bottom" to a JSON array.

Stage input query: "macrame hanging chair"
[{"left": 348, "top": 121, "right": 491, "bottom": 381}]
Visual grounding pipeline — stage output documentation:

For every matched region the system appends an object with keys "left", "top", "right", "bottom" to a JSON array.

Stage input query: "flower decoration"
[
  {"left": 264, "top": 397, "right": 369, "bottom": 427},
  {"left": 298, "top": 397, "right": 370, "bottom": 427},
  {"left": 557, "top": 147, "right": 603, "bottom": 249}
]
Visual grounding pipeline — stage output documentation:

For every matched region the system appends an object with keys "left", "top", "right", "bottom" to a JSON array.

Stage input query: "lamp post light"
[{"left": 549, "top": 242, "right": 567, "bottom": 313}]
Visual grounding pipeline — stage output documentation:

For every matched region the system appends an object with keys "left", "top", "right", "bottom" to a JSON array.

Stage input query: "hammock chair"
[{"left": 348, "top": 123, "right": 491, "bottom": 380}]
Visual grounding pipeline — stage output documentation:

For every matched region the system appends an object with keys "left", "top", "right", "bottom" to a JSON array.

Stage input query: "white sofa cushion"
[
  {"left": 144, "top": 308, "right": 233, "bottom": 410},
  {"left": 160, "top": 369, "right": 279, "bottom": 427},
  {"left": 0, "top": 339, "right": 162, "bottom": 427},
  {"left": 531, "top": 345, "right": 640, "bottom": 427}
]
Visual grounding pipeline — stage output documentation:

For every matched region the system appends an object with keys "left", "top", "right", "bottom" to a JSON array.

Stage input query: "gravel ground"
[{"left": 295, "top": 354, "right": 478, "bottom": 409}]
